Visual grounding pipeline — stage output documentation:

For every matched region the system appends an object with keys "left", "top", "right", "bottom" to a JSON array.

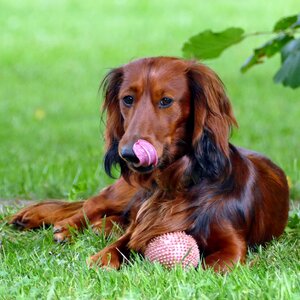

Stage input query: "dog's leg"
[
  {"left": 88, "top": 225, "right": 134, "bottom": 269},
  {"left": 10, "top": 178, "right": 137, "bottom": 242},
  {"left": 52, "top": 178, "right": 137, "bottom": 242},
  {"left": 9, "top": 201, "right": 84, "bottom": 230},
  {"left": 203, "top": 223, "right": 247, "bottom": 273}
]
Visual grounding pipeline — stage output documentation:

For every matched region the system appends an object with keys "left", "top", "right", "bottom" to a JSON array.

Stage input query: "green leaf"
[
  {"left": 291, "top": 15, "right": 300, "bottom": 29},
  {"left": 274, "top": 38, "right": 300, "bottom": 88},
  {"left": 182, "top": 27, "right": 244, "bottom": 60},
  {"left": 280, "top": 38, "right": 300, "bottom": 61},
  {"left": 273, "top": 15, "right": 298, "bottom": 32},
  {"left": 241, "top": 34, "right": 293, "bottom": 73}
]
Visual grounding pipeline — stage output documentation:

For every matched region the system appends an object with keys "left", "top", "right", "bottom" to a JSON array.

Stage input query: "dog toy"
[
  {"left": 144, "top": 231, "right": 200, "bottom": 269},
  {"left": 133, "top": 139, "right": 158, "bottom": 167}
]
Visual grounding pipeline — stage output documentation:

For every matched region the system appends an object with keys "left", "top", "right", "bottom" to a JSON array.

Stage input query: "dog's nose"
[{"left": 120, "top": 146, "right": 140, "bottom": 164}]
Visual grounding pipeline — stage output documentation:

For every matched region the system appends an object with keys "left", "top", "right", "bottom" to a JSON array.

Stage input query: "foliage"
[
  {"left": 182, "top": 28, "right": 245, "bottom": 59},
  {"left": 183, "top": 14, "right": 300, "bottom": 88}
]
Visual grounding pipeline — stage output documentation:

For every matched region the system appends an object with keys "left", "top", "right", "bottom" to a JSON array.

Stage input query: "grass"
[
  {"left": 0, "top": 212, "right": 299, "bottom": 299},
  {"left": 0, "top": 0, "right": 300, "bottom": 299}
]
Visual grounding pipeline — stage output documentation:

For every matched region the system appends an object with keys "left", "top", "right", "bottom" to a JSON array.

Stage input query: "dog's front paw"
[
  {"left": 88, "top": 248, "right": 121, "bottom": 270},
  {"left": 52, "top": 224, "right": 72, "bottom": 243},
  {"left": 53, "top": 219, "right": 78, "bottom": 243},
  {"left": 9, "top": 204, "right": 46, "bottom": 230}
]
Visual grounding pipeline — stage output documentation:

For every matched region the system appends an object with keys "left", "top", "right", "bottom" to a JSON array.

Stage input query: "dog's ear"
[
  {"left": 187, "top": 62, "right": 238, "bottom": 179},
  {"left": 101, "top": 67, "right": 125, "bottom": 177},
  {"left": 102, "top": 67, "right": 124, "bottom": 149}
]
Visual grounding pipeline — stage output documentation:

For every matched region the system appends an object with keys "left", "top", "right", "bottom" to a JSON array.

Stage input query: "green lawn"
[{"left": 0, "top": 1, "right": 300, "bottom": 299}]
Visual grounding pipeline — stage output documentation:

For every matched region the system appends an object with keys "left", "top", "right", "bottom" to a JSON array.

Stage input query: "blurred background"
[{"left": 0, "top": 0, "right": 299, "bottom": 201}]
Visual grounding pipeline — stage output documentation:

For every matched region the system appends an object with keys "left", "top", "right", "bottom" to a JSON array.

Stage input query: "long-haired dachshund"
[{"left": 10, "top": 57, "right": 289, "bottom": 272}]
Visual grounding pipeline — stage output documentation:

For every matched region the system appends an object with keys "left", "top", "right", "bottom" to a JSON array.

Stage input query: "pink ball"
[{"left": 144, "top": 231, "right": 200, "bottom": 269}]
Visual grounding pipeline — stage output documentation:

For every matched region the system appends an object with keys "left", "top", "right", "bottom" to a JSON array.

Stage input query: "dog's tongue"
[{"left": 132, "top": 139, "right": 158, "bottom": 167}]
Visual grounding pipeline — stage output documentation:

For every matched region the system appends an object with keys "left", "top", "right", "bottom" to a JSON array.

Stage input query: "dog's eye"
[
  {"left": 159, "top": 97, "right": 173, "bottom": 108},
  {"left": 122, "top": 95, "right": 134, "bottom": 107}
]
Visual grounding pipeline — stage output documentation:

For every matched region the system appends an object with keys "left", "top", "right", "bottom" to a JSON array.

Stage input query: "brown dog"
[{"left": 10, "top": 57, "right": 289, "bottom": 272}]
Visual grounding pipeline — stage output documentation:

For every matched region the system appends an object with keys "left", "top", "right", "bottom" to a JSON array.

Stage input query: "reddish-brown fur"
[{"left": 10, "top": 57, "right": 289, "bottom": 272}]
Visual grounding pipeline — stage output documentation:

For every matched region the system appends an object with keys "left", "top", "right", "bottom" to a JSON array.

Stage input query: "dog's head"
[{"left": 102, "top": 57, "right": 237, "bottom": 181}]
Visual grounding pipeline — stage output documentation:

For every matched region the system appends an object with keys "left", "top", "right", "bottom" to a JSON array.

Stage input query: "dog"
[{"left": 10, "top": 57, "right": 289, "bottom": 272}]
